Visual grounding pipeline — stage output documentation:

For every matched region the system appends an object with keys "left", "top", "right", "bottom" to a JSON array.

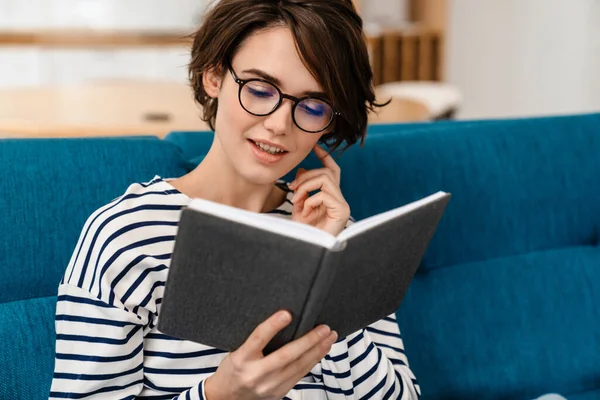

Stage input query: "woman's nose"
[{"left": 263, "top": 98, "right": 294, "bottom": 135}]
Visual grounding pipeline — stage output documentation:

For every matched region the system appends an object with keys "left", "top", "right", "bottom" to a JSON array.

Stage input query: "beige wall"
[
  {"left": 446, "top": 0, "right": 600, "bottom": 119},
  {"left": 360, "top": 0, "right": 409, "bottom": 27}
]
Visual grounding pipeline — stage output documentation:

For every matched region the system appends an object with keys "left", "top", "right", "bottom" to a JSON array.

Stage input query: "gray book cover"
[{"left": 158, "top": 193, "right": 450, "bottom": 354}]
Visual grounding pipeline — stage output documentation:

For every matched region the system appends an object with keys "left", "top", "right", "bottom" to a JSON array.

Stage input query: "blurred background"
[{"left": 0, "top": 0, "right": 599, "bottom": 138}]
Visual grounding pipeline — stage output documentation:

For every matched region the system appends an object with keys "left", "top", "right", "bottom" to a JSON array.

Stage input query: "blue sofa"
[{"left": 1, "top": 113, "right": 599, "bottom": 399}]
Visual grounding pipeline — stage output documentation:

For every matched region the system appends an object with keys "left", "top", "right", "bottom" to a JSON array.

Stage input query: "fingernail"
[
  {"left": 318, "top": 325, "right": 331, "bottom": 337},
  {"left": 330, "top": 331, "right": 338, "bottom": 342},
  {"left": 279, "top": 312, "right": 291, "bottom": 323}
]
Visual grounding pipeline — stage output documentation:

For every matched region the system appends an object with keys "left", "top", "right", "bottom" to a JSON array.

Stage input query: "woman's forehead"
[{"left": 231, "top": 26, "right": 324, "bottom": 95}]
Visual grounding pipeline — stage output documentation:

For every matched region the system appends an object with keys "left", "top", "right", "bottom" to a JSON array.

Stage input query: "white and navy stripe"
[{"left": 50, "top": 176, "right": 420, "bottom": 399}]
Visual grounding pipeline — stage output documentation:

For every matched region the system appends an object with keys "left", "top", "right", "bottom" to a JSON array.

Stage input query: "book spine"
[{"left": 292, "top": 248, "right": 343, "bottom": 340}]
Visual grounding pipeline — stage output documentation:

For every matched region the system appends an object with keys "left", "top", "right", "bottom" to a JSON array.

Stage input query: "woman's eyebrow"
[
  {"left": 241, "top": 68, "right": 327, "bottom": 97},
  {"left": 241, "top": 68, "right": 282, "bottom": 86}
]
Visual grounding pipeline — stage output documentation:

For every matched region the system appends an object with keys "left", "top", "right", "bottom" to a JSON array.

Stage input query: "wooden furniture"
[
  {"left": 369, "top": 96, "right": 431, "bottom": 124},
  {"left": 0, "top": 29, "right": 191, "bottom": 48},
  {"left": 410, "top": 0, "right": 447, "bottom": 31},
  {"left": 376, "top": 81, "right": 461, "bottom": 120},
  {"left": 367, "top": 0, "right": 455, "bottom": 120},
  {"left": 367, "top": 26, "right": 443, "bottom": 86},
  {"left": 0, "top": 82, "right": 430, "bottom": 138},
  {"left": 0, "top": 81, "right": 209, "bottom": 138},
  {"left": 366, "top": 0, "right": 447, "bottom": 85}
]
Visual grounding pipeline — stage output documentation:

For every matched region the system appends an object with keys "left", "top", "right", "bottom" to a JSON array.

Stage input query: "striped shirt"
[{"left": 50, "top": 176, "right": 421, "bottom": 399}]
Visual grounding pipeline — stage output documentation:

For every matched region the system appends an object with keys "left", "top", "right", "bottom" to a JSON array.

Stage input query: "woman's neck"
[{"left": 170, "top": 139, "right": 287, "bottom": 214}]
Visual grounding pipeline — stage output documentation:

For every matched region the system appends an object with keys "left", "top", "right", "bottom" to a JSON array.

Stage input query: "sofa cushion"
[
  {"left": 164, "top": 130, "right": 214, "bottom": 161},
  {"left": 0, "top": 137, "right": 189, "bottom": 304},
  {"left": 0, "top": 296, "right": 57, "bottom": 400},
  {"left": 396, "top": 246, "right": 600, "bottom": 400},
  {"left": 568, "top": 389, "right": 600, "bottom": 400}
]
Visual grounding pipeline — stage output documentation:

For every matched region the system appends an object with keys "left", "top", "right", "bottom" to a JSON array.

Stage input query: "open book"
[{"left": 158, "top": 191, "right": 451, "bottom": 354}]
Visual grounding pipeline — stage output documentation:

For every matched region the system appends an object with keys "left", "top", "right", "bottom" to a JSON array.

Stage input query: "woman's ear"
[{"left": 202, "top": 68, "right": 223, "bottom": 99}]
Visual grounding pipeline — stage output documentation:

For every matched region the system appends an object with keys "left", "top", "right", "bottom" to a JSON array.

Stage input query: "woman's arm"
[{"left": 49, "top": 284, "right": 209, "bottom": 399}]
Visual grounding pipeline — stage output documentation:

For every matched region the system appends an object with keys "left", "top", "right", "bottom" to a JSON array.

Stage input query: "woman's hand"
[
  {"left": 204, "top": 310, "right": 338, "bottom": 400},
  {"left": 289, "top": 144, "right": 350, "bottom": 236}
]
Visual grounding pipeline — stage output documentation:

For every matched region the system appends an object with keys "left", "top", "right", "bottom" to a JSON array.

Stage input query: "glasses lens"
[
  {"left": 240, "top": 80, "right": 280, "bottom": 115},
  {"left": 295, "top": 98, "right": 334, "bottom": 132}
]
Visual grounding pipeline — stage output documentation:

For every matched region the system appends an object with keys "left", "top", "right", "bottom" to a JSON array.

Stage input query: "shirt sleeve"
[
  {"left": 49, "top": 284, "right": 208, "bottom": 399},
  {"left": 281, "top": 313, "right": 420, "bottom": 399}
]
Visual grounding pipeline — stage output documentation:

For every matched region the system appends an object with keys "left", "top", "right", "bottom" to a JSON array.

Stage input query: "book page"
[
  {"left": 187, "top": 197, "right": 339, "bottom": 249},
  {"left": 337, "top": 191, "right": 450, "bottom": 243}
]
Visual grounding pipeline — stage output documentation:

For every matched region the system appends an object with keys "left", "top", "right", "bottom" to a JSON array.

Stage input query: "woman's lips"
[{"left": 248, "top": 139, "right": 288, "bottom": 165}]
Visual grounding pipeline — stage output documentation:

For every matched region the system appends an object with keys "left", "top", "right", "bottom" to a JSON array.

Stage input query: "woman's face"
[{"left": 204, "top": 26, "right": 331, "bottom": 185}]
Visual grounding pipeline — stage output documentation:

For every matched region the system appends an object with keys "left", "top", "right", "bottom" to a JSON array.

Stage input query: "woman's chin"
[
  {"left": 235, "top": 151, "right": 301, "bottom": 184},
  {"left": 237, "top": 166, "right": 286, "bottom": 186}
]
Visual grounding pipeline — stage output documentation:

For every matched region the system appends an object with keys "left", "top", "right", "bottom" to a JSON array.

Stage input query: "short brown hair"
[{"left": 189, "top": 0, "right": 382, "bottom": 151}]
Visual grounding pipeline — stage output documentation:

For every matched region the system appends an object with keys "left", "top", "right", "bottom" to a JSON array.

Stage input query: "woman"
[{"left": 50, "top": 0, "right": 420, "bottom": 398}]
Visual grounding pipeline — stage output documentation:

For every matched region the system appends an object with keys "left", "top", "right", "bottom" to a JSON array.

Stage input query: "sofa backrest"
[{"left": 0, "top": 137, "right": 189, "bottom": 399}]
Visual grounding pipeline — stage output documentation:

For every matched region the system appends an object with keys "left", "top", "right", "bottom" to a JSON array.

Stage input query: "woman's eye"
[
  {"left": 247, "top": 86, "right": 275, "bottom": 99},
  {"left": 300, "top": 103, "right": 325, "bottom": 117}
]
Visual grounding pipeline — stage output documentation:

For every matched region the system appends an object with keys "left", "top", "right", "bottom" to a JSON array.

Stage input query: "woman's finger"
[
  {"left": 290, "top": 175, "right": 342, "bottom": 206},
  {"left": 260, "top": 325, "right": 334, "bottom": 375},
  {"left": 273, "top": 331, "right": 338, "bottom": 391},
  {"left": 237, "top": 311, "right": 292, "bottom": 361},
  {"left": 301, "top": 191, "right": 349, "bottom": 220},
  {"left": 291, "top": 190, "right": 322, "bottom": 225},
  {"left": 313, "top": 144, "right": 341, "bottom": 182},
  {"left": 289, "top": 168, "right": 309, "bottom": 217},
  {"left": 288, "top": 167, "right": 336, "bottom": 190},
  {"left": 291, "top": 190, "right": 307, "bottom": 219}
]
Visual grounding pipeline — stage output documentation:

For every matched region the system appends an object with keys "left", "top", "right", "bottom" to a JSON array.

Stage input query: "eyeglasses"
[{"left": 229, "top": 67, "right": 339, "bottom": 133}]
